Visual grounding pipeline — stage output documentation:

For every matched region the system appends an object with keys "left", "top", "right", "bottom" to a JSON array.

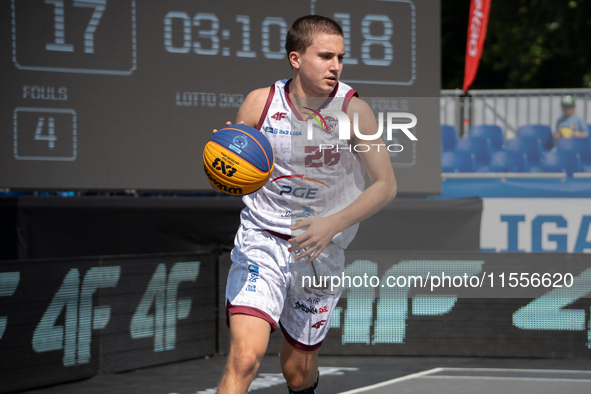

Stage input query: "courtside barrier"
[
  {"left": 0, "top": 251, "right": 216, "bottom": 393},
  {"left": 219, "top": 251, "right": 591, "bottom": 358}
]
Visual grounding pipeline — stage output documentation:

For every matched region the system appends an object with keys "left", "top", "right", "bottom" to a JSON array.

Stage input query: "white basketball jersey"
[{"left": 241, "top": 79, "right": 365, "bottom": 249}]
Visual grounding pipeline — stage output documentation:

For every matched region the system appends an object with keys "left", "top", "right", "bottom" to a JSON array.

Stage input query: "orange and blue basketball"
[{"left": 203, "top": 124, "right": 275, "bottom": 195}]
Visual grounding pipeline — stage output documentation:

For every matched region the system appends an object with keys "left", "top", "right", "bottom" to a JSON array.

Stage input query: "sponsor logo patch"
[
  {"left": 263, "top": 126, "right": 301, "bottom": 136},
  {"left": 294, "top": 301, "right": 318, "bottom": 314}
]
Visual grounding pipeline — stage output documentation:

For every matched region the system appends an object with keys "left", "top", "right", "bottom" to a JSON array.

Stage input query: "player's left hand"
[
  {"left": 289, "top": 217, "right": 338, "bottom": 263},
  {"left": 212, "top": 121, "right": 245, "bottom": 134}
]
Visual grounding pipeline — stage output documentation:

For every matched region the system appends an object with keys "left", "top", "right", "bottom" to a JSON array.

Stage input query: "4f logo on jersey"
[
  {"left": 212, "top": 158, "right": 237, "bottom": 178},
  {"left": 311, "top": 320, "right": 327, "bottom": 329},
  {"left": 271, "top": 112, "right": 287, "bottom": 121}
]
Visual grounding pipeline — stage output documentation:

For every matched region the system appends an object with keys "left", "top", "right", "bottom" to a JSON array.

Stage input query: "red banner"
[{"left": 463, "top": 0, "right": 491, "bottom": 92}]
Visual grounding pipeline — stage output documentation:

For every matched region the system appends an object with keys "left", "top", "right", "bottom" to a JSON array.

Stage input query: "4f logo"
[
  {"left": 311, "top": 320, "right": 327, "bottom": 329},
  {"left": 271, "top": 112, "right": 287, "bottom": 121},
  {"left": 130, "top": 262, "right": 200, "bottom": 352},
  {"left": 32, "top": 267, "right": 121, "bottom": 367},
  {"left": 212, "top": 158, "right": 237, "bottom": 178}
]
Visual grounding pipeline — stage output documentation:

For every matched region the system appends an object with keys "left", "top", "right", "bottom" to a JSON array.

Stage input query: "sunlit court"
[{"left": 1, "top": 1, "right": 590, "bottom": 394}]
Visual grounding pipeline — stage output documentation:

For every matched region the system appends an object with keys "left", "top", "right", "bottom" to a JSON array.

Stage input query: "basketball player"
[{"left": 214, "top": 15, "right": 396, "bottom": 394}]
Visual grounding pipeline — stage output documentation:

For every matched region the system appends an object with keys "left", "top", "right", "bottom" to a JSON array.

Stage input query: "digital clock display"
[{"left": 0, "top": 0, "right": 440, "bottom": 193}]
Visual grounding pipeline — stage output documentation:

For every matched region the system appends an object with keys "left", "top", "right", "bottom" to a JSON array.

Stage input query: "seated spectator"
[{"left": 554, "top": 94, "right": 589, "bottom": 140}]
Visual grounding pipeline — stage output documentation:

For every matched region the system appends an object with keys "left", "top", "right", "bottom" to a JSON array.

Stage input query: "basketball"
[{"left": 203, "top": 124, "right": 275, "bottom": 195}]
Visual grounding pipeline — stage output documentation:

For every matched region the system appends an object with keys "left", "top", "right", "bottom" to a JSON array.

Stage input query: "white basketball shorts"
[{"left": 225, "top": 223, "right": 344, "bottom": 351}]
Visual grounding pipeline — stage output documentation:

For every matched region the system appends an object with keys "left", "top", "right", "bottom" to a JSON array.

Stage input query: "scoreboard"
[{"left": 1, "top": 0, "right": 440, "bottom": 193}]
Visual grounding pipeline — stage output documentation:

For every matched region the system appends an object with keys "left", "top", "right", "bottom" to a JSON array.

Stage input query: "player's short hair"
[{"left": 285, "top": 15, "right": 343, "bottom": 58}]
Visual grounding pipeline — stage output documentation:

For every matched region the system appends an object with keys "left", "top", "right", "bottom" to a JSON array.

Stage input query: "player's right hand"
[{"left": 212, "top": 121, "right": 245, "bottom": 134}]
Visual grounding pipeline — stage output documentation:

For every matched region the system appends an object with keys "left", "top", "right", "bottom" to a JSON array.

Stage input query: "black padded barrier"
[
  {"left": 219, "top": 251, "right": 591, "bottom": 358},
  {"left": 0, "top": 196, "right": 482, "bottom": 261},
  {"left": 0, "top": 251, "right": 216, "bottom": 394}
]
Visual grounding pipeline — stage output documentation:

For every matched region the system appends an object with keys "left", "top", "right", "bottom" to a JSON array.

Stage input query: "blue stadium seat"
[
  {"left": 441, "top": 125, "right": 458, "bottom": 151},
  {"left": 456, "top": 137, "right": 491, "bottom": 170},
  {"left": 441, "top": 151, "right": 475, "bottom": 172},
  {"left": 556, "top": 137, "right": 591, "bottom": 170},
  {"left": 517, "top": 124, "right": 553, "bottom": 151},
  {"left": 470, "top": 124, "right": 504, "bottom": 151},
  {"left": 480, "top": 151, "right": 528, "bottom": 172},
  {"left": 540, "top": 150, "right": 581, "bottom": 176},
  {"left": 505, "top": 136, "right": 543, "bottom": 168}
]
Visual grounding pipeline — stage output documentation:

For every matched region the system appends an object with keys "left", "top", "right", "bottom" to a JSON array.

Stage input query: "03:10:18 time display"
[{"left": 163, "top": 12, "right": 394, "bottom": 66}]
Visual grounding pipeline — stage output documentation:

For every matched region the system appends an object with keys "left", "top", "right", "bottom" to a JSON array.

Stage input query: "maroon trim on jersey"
[
  {"left": 280, "top": 323, "right": 323, "bottom": 352},
  {"left": 226, "top": 300, "right": 277, "bottom": 332},
  {"left": 265, "top": 229, "right": 291, "bottom": 242},
  {"left": 284, "top": 79, "right": 339, "bottom": 121},
  {"left": 342, "top": 89, "right": 358, "bottom": 148},
  {"left": 255, "top": 84, "right": 276, "bottom": 130},
  {"left": 342, "top": 89, "right": 359, "bottom": 113}
]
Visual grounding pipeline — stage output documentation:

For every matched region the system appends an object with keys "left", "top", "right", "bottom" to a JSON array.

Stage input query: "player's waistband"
[{"left": 264, "top": 229, "right": 290, "bottom": 242}]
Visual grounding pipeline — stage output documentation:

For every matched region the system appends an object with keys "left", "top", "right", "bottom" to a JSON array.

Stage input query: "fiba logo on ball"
[
  {"left": 229, "top": 135, "right": 248, "bottom": 154},
  {"left": 203, "top": 125, "right": 275, "bottom": 196}
]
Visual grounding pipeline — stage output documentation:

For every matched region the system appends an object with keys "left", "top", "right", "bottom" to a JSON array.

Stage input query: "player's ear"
[{"left": 289, "top": 51, "right": 301, "bottom": 69}]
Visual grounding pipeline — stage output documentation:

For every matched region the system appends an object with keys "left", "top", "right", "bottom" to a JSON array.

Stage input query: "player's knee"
[
  {"left": 229, "top": 348, "right": 263, "bottom": 377},
  {"left": 282, "top": 368, "right": 308, "bottom": 391},
  {"left": 285, "top": 370, "right": 319, "bottom": 393}
]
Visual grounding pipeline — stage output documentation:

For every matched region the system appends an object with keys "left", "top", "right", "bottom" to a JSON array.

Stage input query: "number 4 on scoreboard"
[{"left": 34, "top": 116, "right": 57, "bottom": 149}]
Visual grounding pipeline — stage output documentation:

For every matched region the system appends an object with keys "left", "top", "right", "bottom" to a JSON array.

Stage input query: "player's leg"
[
  {"left": 280, "top": 243, "right": 345, "bottom": 393},
  {"left": 220, "top": 225, "right": 289, "bottom": 393},
  {"left": 216, "top": 313, "right": 271, "bottom": 393},
  {"left": 280, "top": 335, "right": 320, "bottom": 393}
]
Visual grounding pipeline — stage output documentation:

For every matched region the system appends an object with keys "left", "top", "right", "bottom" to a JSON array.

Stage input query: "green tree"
[{"left": 442, "top": 0, "right": 591, "bottom": 89}]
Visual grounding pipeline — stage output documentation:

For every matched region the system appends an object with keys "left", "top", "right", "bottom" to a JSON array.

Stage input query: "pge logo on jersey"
[{"left": 271, "top": 174, "right": 329, "bottom": 200}]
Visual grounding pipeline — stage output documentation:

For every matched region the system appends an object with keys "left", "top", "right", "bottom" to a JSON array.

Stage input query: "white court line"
[
  {"left": 337, "top": 368, "right": 443, "bottom": 394},
  {"left": 422, "top": 375, "right": 591, "bottom": 383},
  {"left": 435, "top": 367, "right": 591, "bottom": 374},
  {"left": 337, "top": 367, "right": 591, "bottom": 394}
]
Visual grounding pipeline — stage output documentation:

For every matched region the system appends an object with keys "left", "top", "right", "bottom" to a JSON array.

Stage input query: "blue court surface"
[{"left": 16, "top": 355, "right": 591, "bottom": 394}]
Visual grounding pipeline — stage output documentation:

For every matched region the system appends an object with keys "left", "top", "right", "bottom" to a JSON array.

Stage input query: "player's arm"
[
  {"left": 573, "top": 118, "right": 589, "bottom": 138},
  {"left": 290, "top": 97, "right": 397, "bottom": 262},
  {"left": 212, "top": 87, "right": 270, "bottom": 132}
]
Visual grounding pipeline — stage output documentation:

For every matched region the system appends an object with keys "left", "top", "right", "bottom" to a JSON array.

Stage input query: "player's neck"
[{"left": 288, "top": 75, "right": 335, "bottom": 115}]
